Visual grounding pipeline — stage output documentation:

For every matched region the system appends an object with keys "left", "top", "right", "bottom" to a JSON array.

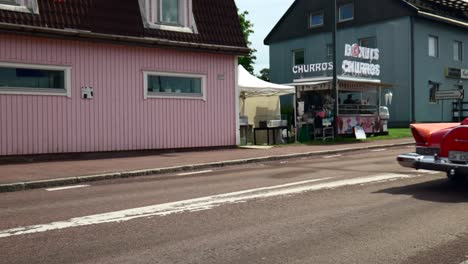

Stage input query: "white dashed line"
[
  {"left": 323, "top": 155, "right": 342, "bottom": 159},
  {"left": 418, "top": 169, "right": 441, "bottom": 175},
  {"left": 46, "top": 185, "right": 90, "bottom": 192},
  {"left": 371, "top": 149, "right": 387, "bottom": 152},
  {"left": 0, "top": 173, "right": 413, "bottom": 239},
  {"left": 177, "top": 170, "right": 213, "bottom": 176}
]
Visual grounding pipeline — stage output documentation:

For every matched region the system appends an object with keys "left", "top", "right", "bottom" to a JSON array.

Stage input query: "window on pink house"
[
  {"left": 142, "top": 0, "right": 196, "bottom": 33},
  {"left": 144, "top": 71, "right": 206, "bottom": 100},
  {"left": 161, "top": 0, "right": 179, "bottom": 25},
  {"left": 0, "top": 0, "right": 39, "bottom": 13},
  {"left": 0, "top": 62, "right": 71, "bottom": 97}
]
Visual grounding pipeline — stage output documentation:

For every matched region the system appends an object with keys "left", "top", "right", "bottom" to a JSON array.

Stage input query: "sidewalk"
[{"left": 0, "top": 138, "right": 414, "bottom": 192}]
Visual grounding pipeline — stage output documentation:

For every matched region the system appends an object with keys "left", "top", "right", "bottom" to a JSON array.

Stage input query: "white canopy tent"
[
  {"left": 237, "top": 65, "right": 295, "bottom": 145},
  {"left": 238, "top": 65, "right": 295, "bottom": 97},
  {"left": 238, "top": 65, "right": 294, "bottom": 117}
]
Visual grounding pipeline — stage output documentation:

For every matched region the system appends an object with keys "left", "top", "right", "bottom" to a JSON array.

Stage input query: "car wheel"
[{"left": 447, "top": 171, "right": 467, "bottom": 183}]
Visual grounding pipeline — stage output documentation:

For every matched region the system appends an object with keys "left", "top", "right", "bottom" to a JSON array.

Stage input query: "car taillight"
[{"left": 411, "top": 127, "right": 427, "bottom": 146}]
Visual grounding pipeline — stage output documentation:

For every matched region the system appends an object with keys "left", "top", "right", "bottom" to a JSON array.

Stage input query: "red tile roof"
[{"left": 0, "top": 0, "right": 248, "bottom": 54}]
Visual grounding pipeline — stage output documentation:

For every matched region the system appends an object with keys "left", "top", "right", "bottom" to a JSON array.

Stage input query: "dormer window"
[
  {"left": 161, "top": 0, "right": 179, "bottom": 25},
  {"left": 140, "top": 0, "right": 197, "bottom": 33},
  {"left": 0, "top": 0, "right": 39, "bottom": 14}
]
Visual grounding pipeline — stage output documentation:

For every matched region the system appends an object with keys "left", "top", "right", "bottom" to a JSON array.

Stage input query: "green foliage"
[
  {"left": 238, "top": 10, "right": 257, "bottom": 74},
  {"left": 258, "top": 68, "right": 270, "bottom": 82}
]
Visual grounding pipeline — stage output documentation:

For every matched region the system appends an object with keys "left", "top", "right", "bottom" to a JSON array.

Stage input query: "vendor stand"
[
  {"left": 292, "top": 76, "right": 392, "bottom": 142},
  {"left": 238, "top": 65, "right": 295, "bottom": 145}
]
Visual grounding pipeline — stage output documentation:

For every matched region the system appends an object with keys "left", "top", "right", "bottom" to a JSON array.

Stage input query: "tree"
[
  {"left": 258, "top": 68, "right": 270, "bottom": 82},
  {"left": 238, "top": 10, "right": 257, "bottom": 74}
]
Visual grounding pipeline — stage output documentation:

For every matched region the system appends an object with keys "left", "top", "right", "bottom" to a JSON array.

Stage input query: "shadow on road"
[{"left": 375, "top": 178, "right": 468, "bottom": 203}]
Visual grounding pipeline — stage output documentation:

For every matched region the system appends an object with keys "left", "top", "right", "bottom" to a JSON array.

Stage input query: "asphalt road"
[{"left": 2, "top": 146, "right": 468, "bottom": 264}]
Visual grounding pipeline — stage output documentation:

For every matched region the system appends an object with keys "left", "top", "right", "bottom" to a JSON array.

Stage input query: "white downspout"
[{"left": 235, "top": 57, "right": 240, "bottom": 145}]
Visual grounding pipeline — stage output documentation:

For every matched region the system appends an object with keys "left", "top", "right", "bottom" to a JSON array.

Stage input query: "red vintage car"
[{"left": 397, "top": 118, "right": 468, "bottom": 181}]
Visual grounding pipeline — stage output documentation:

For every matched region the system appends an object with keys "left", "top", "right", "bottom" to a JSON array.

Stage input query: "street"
[{"left": 2, "top": 146, "right": 468, "bottom": 264}]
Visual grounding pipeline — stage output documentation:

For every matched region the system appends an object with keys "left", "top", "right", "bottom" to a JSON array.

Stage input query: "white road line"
[
  {"left": 177, "top": 170, "right": 213, "bottom": 176},
  {"left": 323, "top": 154, "right": 342, "bottom": 159},
  {"left": 45, "top": 185, "right": 90, "bottom": 192},
  {"left": 417, "top": 169, "right": 441, "bottom": 175},
  {"left": 0, "top": 173, "right": 411, "bottom": 239},
  {"left": 371, "top": 149, "right": 387, "bottom": 152}
]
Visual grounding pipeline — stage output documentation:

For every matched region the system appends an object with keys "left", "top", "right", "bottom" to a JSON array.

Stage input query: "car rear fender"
[{"left": 441, "top": 126, "right": 468, "bottom": 157}]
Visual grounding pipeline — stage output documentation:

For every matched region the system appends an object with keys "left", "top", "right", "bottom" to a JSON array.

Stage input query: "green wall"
[
  {"left": 413, "top": 18, "right": 468, "bottom": 122},
  {"left": 269, "top": 17, "right": 413, "bottom": 127}
]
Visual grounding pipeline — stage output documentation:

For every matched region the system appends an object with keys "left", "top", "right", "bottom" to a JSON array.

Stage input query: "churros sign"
[
  {"left": 342, "top": 44, "right": 380, "bottom": 77},
  {"left": 292, "top": 43, "right": 381, "bottom": 77}
]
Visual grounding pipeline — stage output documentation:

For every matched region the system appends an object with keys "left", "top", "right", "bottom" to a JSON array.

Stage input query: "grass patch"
[{"left": 289, "top": 128, "right": 413, "bottom": 146}]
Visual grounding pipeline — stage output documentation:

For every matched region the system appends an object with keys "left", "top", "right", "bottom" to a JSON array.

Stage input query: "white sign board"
[
  {"left": 292, "top": 44, "right": 381, "bottom": 78},
  {"left": 354, "top": 126, "right": 367, "bottom": 140},
  {"left": 462, "top": 69, "right": 468, "bottom": 79},
  {"left": 435, "top": 90, "right": 464, "bottom": 100}
]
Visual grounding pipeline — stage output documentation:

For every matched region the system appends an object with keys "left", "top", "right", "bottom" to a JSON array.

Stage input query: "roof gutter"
[
  {"left": 401, "top": 0, "right": 420, "bottom": 11},
  {"left": 418, "top": 11, "right": 468, "bottom": 29},
  {"left": 0, "top": 22, "right": 251, "bottom": 55}
]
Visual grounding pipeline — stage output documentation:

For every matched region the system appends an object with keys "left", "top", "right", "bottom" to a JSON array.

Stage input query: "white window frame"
[
  {"left": 309, "top": 12, "right": 324, "bottom": 28},
  {"left": 338, "top": 3, "right": 354, "bottom": 23},
  {"left": 143, "top": 71, "right": 207, "bottom": 101},
  {"left": 0, "top": 62, "right": 72, "bottom": 97},
  {"left": 428, "top": 35, "right": 439, "bottom": 58},
  {"left": 141, "top": 0, "right": 194, "bottom": 34},
  {"left": 0, "top": 0, "right": 39, "bottom": 14},
  {"left": 453, "top": 40, "right": 463, "bottom": 62}
]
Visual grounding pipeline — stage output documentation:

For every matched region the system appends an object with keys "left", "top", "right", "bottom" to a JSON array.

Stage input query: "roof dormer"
[
  {"left": 139, "top": 0, "right": 197, "bottom": 34},
  {"left": 0, "top": 0, "right": 39, "bottom": 14}
]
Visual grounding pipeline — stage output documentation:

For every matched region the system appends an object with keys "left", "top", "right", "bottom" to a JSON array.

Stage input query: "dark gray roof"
[{"left": 0, "top": 0, "right": 249, "bottom": 54}]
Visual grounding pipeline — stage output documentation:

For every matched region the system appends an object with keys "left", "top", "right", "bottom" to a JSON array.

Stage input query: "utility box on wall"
[{"left": 81, "top": 86, "right": 94, "bottom": 99}]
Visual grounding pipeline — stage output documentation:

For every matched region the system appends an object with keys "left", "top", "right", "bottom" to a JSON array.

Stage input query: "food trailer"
[
  {"left": 289, "top": 43, "right": 393, "bottom": 141},
  {"left": 292, "top": 76, "right": 392, "bottom": 141}
]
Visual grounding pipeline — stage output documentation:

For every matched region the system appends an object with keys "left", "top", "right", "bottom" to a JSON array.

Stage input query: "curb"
[{"left": 0, "top": 142, "right": 414, "bottom": 193}]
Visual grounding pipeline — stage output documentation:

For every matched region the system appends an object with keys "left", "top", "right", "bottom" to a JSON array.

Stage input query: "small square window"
[
  {"left": 310, "top": 12, "right": 324, "bottom": 28},
  {"left": 161, "top": 0, "right": 180, "bottom": 25},
  {"left": 339, "top": 3, "right": 354, "bottom": 22},
  {"left": 293, "top": 50, "right": 305, "bottom": 66},
  {"left": 428, "top": 35, "right": 438, "bottom": 58},
  {"left": 454, "top": 41, "right": 463, "bottom": 62},
  {"left": 359, "top": 37, "right": 377, "bottom": 48}
]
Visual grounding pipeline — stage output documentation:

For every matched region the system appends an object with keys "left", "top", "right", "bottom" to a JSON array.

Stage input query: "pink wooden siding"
[{"left": 0, "top": 34, "right": 237, "bottom": 156}]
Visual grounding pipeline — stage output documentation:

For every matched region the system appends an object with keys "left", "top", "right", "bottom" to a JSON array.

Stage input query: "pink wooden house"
[{"left": 0, "top": 0, "right": 248, "bottom": 156}]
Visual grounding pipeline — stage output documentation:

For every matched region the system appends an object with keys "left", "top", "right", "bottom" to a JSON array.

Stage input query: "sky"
[{"left": 234, "top": 0, "right": 295, "bottom": 75}]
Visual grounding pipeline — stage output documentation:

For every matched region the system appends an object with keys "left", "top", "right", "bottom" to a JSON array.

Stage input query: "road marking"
[
  {"left": 418, "top": 169, "right": 441, "bottom": 175},
  {"left": 371, "top": 149, "right": 387, "bottom": 152},
  {"left": 177, "top": 170, "right": 213, "bottom": 176},
  {"left": 45, "top": 185, "right": 90, "bottom": 192},
  {"left": 323, "top": 154, "right": 342, "bottom": 159},
  {"left": 0, "top": 173, "right": 411, "bottom": 239}
]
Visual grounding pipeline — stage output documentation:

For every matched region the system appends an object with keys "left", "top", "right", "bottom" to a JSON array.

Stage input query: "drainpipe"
[
  {"left": 332, "top": 0, "right": 339, "bottom": 136},
  {"left": 410, "top": 16, "right": 416, "bottom": 124}
]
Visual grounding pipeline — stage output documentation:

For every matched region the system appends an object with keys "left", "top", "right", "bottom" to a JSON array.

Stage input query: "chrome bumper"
[{"left": 397, "top": 153, "right": 468, "bottom": 175}]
